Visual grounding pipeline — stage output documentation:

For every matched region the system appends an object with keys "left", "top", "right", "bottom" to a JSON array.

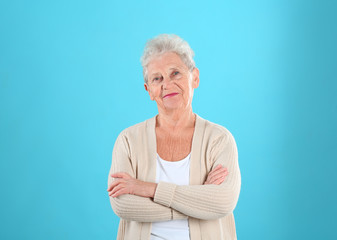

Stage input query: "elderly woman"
[{"left": 107, "top": 34, "right": 241, "bottom": 240}]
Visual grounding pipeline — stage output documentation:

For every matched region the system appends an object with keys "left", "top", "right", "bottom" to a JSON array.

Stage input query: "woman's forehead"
[{"left": 147, "top": 52, "right": 188, "bottom": 74}]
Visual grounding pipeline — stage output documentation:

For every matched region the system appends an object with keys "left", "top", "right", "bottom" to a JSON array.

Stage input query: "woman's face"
[{"left": 144, "top": 52, "right": 199, "bottom": 112}]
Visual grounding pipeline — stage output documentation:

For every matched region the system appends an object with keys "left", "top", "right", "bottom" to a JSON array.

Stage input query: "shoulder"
[
  {"left": 197, "top": 114, "right": 236, "bottom": 145},
  {"left": 120, "top": 120, "right": 146, "bottom": 136},
  {"left": 116, "top": 115, "right": 155, "bottom": 142}
]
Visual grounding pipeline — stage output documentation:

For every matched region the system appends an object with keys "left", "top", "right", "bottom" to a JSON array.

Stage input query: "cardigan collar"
[{"left": 145, "top": 113, "right": 206, "bottom": 185}]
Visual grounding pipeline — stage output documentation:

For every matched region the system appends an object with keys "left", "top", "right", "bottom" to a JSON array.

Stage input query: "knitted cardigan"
[{"left": 108, "top": 114, "right": 241, "bottom": 240}]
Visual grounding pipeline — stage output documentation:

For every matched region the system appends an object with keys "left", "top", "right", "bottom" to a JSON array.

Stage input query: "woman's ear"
[
  {"left": 144, "top": 83, "right": 154, "bottom": 101},
  {"left": 192, "top": 68, "right": 200, "bottom": 89}
]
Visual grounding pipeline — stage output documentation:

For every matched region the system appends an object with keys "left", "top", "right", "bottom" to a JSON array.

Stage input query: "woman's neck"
[{"left": 156, "top": 108, "right": 196, "bottom": 131}]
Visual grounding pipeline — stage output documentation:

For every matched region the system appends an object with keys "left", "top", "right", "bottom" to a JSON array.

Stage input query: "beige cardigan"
[{"left": 108, "top": 114, "right": 241, "bottom": 240}]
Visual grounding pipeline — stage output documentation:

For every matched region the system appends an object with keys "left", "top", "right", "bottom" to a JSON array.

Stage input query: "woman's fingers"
[
  {"left": 109, "top": 184, "right": 124, "bottom": 196},
  {"left": 207, "top": 167, "right": 228, "bottom": 183},
  {"left": 209, "top": 170, "right": 228, "bottom": 185},
  {"left": 211, "top": 168, "right": 228, "bottom": 180},
  {"left": 204, "top": 165, "right": 229, "bottom": 185},
  {"left": 107, "top": 178, "right": 126, "bottom": 192},
  {"left": 107, "top": 172, "right": 136, "bottom": 197},
  {"left": 214, "top": 164, "right": 222, "bottom": 170},
  {"left": 209, "top": 172, "right": 227, "bottom": 184},
  {"left": 213, "top": 176, "right": 226, "bottom": 185},
  {"left": 211, "top": 164, "right": 222, "bottom": 174},
  {"left": 107, "top": 179, "right": 121, "bottom": 192},
  {"left": 111, "top": 188, "right": 128, "bottom": 198},
  {"left": 208, "top": 165, "right": 226, "bottom": 178}
]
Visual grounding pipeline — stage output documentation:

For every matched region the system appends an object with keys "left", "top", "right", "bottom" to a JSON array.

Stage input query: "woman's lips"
[{"left": 163, "top": 93, "right": 178, "bottom": 98}]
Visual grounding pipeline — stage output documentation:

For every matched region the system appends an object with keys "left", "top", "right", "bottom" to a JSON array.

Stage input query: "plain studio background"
[{"left": 1, "top": 0, "right": 336, "bottom": 239}]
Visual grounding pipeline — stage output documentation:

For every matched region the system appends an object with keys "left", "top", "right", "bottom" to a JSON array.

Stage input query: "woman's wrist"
[{"left": 144, "top": 182, "right": 157, "bottom": 198}]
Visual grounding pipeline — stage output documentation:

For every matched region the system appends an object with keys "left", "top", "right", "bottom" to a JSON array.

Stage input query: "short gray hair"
[{"left": 140, "top": 34, "right": 196, "bottom": 83}]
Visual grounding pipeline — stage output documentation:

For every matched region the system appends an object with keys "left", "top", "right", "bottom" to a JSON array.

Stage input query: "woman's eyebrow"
[
  {"left": 168, "top": 66, "right": 182, "bottom": 71},
  {"left": 149, "top": 72, "right": 161, "bottom": 78}
]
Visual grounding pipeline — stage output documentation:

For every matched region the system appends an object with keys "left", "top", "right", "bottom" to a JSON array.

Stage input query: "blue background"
[{"left": 1, "top": 0, "right": 336, "bottom": 239}]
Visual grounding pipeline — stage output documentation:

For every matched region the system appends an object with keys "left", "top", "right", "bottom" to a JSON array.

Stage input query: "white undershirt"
[{"left": 150, "top": 153, "right": 191, "bottom": 240}]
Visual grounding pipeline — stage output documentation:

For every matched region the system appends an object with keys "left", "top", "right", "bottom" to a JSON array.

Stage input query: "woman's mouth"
[{"left": 163, "top": 93, "right": 179, "bottom": 98}]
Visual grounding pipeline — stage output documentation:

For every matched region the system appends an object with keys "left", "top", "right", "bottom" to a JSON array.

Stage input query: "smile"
[{"left": 163, "top": 93, "right": 179, "bottom": 98}]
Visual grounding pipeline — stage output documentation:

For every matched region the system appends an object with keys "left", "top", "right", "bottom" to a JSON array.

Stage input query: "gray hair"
[{"left": 140, "top": 34, "right": 196, "bottom": 83}]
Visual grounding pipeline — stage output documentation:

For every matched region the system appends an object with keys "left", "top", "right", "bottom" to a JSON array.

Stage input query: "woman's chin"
[{"left": 162, "top": 102, "right": 183, "bottom": 111}]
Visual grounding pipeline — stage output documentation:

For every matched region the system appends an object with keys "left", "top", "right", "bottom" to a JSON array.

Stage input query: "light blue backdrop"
[{"left": 1, "top": 0, "right": 336, "bottom": 239}]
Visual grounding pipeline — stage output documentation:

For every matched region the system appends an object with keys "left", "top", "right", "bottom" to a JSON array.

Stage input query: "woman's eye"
[
  {"left": 173, "top": 71, "right": 179, "bottom": 75},
  {"left": 153, "top": 77, "right": 160, "bottom": 81}
]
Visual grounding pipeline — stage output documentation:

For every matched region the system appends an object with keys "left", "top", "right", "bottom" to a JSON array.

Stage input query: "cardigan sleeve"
[
  {"left": 108, "top": 132, "right": 188, "bottom": 222},
  {"left": 153, "top": 131, "right": 241, "bottom": 220}
]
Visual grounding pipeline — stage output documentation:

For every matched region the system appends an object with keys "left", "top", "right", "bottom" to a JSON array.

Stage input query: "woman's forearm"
[
  {"left": 109, "top": 193, "right": 188, "bottom": 222},
  {"left": 153, "top": 179, "right": 241, "bottom": 220},
  {"left": 108, "top": 172, "right": 187, "bottom": 222}
]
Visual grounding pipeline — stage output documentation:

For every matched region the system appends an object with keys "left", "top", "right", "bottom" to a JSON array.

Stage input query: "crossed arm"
[
  {"left": 107, "top": 165, "right": 228, "bottom": 222},
  {"left": 107, "top": 133, "right": 241, "bottom": 222},
  {"left": 107, "top": 164, "right": 228, "bottom": 198}
]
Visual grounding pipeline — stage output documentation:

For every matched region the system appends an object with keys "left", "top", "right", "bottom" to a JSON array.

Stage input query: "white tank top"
[{"left": 150, "top": 153, "right": 191, "bottom": 240}]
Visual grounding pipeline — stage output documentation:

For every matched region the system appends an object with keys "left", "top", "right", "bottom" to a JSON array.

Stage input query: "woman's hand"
[
  {"left": 107, "top": 172, "right": 157, "bottom": 198},
  {"left": 204, "top": 164, "right": 228, "bottom": 185}
]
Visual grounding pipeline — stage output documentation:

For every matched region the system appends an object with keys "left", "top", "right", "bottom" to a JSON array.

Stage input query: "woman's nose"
[{"left": 162, "top": 75, "right": 173, "bottom": 89}]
